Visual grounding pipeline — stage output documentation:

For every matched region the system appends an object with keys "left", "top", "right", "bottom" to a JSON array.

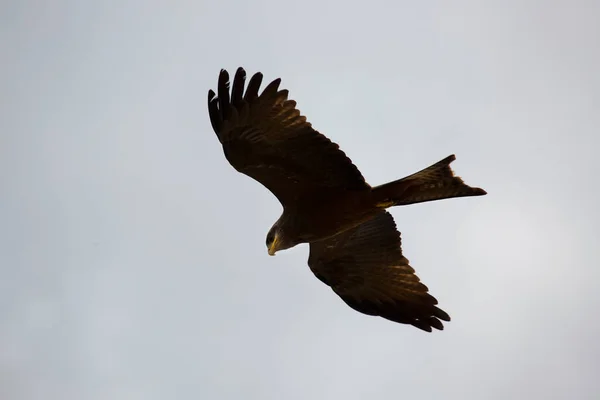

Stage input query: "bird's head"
[{"left": 266, "top": 224, "right": 293, "bottom": 256}]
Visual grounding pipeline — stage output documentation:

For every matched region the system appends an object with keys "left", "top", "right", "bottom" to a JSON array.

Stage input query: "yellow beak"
[{"left": 268, "top": 236, "right": 278, "bottom": 256}]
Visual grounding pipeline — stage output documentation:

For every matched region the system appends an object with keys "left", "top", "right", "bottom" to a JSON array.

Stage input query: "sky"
[{"left": 1, "top": 1, "right": 599, "bottom": 399}]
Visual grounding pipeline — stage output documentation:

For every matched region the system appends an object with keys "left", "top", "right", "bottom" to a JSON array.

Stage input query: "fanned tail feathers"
[{"left": 372, "top": 155, "right": 487, "bottom": 207}]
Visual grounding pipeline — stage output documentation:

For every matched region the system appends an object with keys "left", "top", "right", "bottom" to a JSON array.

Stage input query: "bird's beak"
[{"left": 268, "top": 237, "right": 278, "bottom": 256}]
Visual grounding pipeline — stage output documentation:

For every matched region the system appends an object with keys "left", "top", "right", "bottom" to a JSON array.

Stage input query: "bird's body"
[
  {"left": 273, "top": 187, "right": 379, "bottom": 244},
  {"left": 208, "top": 67, "right": 487, "bottom": 331}
]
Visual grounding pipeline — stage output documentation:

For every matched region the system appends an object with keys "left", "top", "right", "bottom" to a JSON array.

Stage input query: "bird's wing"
[
  {"left": 308, "top": 211, "right": 450, "bottom": 332},
  {"left": 208, "top": 68, "right": 368, "bottom": 206}
]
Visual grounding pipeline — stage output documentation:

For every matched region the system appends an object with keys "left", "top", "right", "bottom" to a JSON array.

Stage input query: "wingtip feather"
[
  {"left": 244, "top": 72, "right": 263, "bottom": 101},
  {"left": 208, "top": 89, "right": 222, "bottom": 135},
  {"left": 262, "top": 77, "right": 282, "bottom": 97},
  {"left": 231, "top": 67, "right": 247, "bottom": 107}
]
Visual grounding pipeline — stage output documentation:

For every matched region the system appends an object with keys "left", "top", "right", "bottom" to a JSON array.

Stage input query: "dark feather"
[
  {"left": 231, "top": 67, "right": 245, "bottom": 108},
  {"left": 244, "top": 72, "right": 263, "bottom": 102},
  {"left": 207, "top": 90, "right": 220, "bottom": 134},
  {"left": 217, "top": 69, "right": 231, "bottom": 120}
]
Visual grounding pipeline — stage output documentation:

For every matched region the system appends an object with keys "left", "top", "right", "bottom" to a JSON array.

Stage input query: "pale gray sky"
[{"left": 1, "top": 1, "right": 599, "bottom": 399}]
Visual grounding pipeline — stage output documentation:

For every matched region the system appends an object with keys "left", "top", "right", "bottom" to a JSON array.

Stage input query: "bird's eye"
[{"left": 266, "top": 233, "right": 273, "bottom": 247}]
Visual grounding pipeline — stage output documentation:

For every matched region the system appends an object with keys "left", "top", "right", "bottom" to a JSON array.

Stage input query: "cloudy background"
[{"left": 2, "top": 1, "right": 599, "bottom": 399}]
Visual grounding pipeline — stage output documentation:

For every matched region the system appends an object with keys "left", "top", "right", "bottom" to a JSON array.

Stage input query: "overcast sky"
[{"left": 2, "top": 1, "right": 599, "bottom": 399}]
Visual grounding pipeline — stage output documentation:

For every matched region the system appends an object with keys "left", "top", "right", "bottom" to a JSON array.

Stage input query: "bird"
[{"left": 208, "top": 67, "right": 486, "bottom": 331}]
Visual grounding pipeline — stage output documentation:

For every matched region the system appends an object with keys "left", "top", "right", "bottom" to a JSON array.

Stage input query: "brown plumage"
[
  {"left": 208, "top": 67, "right": 486, "bottom": 331},
  {"left": 309, "top": 211, "right": 450, "bottom": 332}
]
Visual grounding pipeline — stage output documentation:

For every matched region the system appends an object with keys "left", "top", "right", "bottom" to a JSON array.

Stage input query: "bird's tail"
[{"left": 371, "top": 155, "right": 487, "bottom": 208}]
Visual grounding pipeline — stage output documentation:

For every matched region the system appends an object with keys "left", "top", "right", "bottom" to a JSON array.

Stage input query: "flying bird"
[{"left": 208, "top": 68, "right": 486, "bottom": 331}]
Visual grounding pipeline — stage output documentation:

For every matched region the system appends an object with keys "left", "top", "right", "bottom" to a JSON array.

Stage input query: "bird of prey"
[{"left": 208, "top": 68, "right": 486, "bottom": 331}]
